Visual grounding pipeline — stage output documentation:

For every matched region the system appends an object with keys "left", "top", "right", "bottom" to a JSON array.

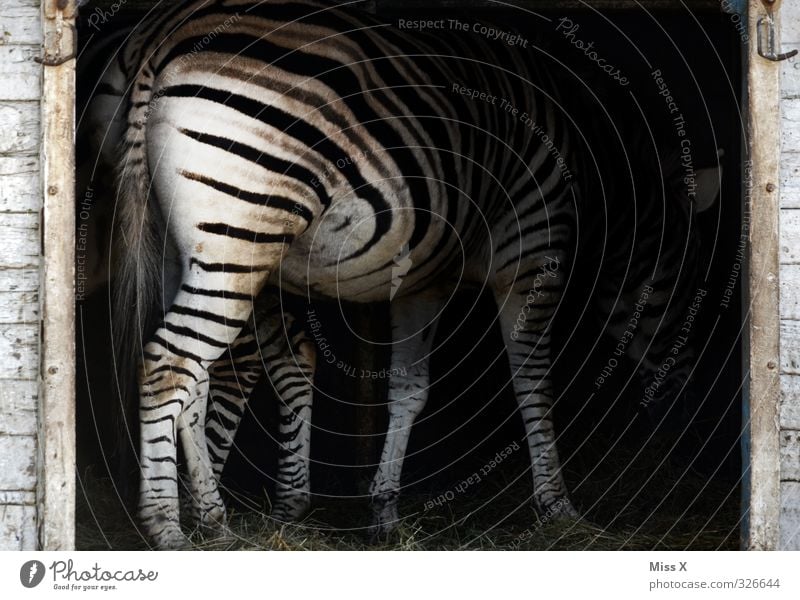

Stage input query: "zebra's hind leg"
[
  {"left": 368, "top": 293, "right": 443, "bottom": 540},
  {"left": 493, "top": 253, "right": 578, "bottom": 521},
  {"left": 205, "top": 327, "right": 263, "bottom": 483},
  {"left": 176, "top": 373, "right": 228, "bottom": 536},
  {"left": 138, "top": 279, "right": 276, "bottom": 549},
  {"left": 255, "top": 298, "right": 315, "bottom": 522},
  {"left": 204, "top": 292, "right": 316, "bottom": 523}
]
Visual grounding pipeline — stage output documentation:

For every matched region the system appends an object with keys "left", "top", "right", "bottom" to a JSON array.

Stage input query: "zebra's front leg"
[
  {"left": 368, "top": 294, "right": 443, "bottom": 539},
  {"left": 493, "top": 254, "right": 578, "bottom": 521}
]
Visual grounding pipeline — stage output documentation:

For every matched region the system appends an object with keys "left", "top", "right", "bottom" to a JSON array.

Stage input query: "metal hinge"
[
  {"left": 35, "top": 0, "right": 78, "bottom": 67},
  {"left": 758, "top": 0, "right": 798, "bottom": 62}
]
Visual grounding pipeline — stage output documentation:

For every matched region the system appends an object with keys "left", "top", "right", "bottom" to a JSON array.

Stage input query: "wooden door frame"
[
  {"left": 38, "top": 0, "right": 76, "bottom": 550},
  {"left": 744, "top": 0, "right": 783, "bottom": 550},
  {"left": 33, "top": 0, "right": 782, "bottom": 552}
]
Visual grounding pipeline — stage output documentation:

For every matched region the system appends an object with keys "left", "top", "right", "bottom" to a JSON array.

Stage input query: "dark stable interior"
[{"left": 75, "top": 2, "right": 744, "bottom": 548}]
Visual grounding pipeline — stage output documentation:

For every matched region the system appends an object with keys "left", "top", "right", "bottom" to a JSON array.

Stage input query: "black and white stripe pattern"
[{"left": 104, "top": 0, "right": 713, "bottom": 548}]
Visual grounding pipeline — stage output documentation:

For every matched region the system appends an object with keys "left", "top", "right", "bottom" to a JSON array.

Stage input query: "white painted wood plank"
[
  {"left": 0, "top": 324, "right": 38, "bottom": 379},
  {"left": 0, "top": 155, "right": 37, "bottom": 176},
  {"left": 781, "top": 0, "right": 800, "bottom": 44},
  {"left": 781, "top": 430, "right": 800, "bottom": 481},
  {"left": 0, "top": 435, "right": 36, "bottom": 490},
  {"left": 0, "top": 156, "right": 40, "bottom": 212},
  {"left": 0, "top": 1, "right": 42, "bottom": 46},
  {"left": 0, "top": 102, "right": 39, "bottom": 156},
  {"left": 780, "top": 209, "right": 800, "bottom": 264},
  {"left": 780, "top": 374, "right": 800, "bottom": 429},
  {"left": 0, "top": 46, "right": 40, "bottom": 101},
  {"left": 0, "top": 268, "right": 38, "bottom": 292},
  {"left": 781, "top": 52, "right": 800, "bottom": 100},
  {"left": 781, "top": 155, "right": 800, "bottom": 208},
  {"left": 781, "top": 321, "right": 800, "bottom": 374},
  {"left": 0, "top": 212, "right": 38, "bottom": 268},
  {"left": 0, "top": 379, "right": 37, "bottom": 436},
  {"left": 0, "top": 504, "right": 37, "bottom": 550},
  {"left": 0, "top": 291, "right": 38, "bottom": 323},
  {"left": 782, "top": 493, "right": 800, "bottom": 554},
  {"left": 780, "top": 265, "right": 800, "bottom": 320},
  {"left": 782, "top": 99, "right": 800, "bottom": 154},
  {"left": 0, "top": 491, "right": 35, "bottom": 504},
  {"left": 780, "top": 0, "right": 800, "bottom": 101}
]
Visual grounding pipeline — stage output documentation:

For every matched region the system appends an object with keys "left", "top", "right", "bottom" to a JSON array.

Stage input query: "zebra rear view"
[{"left": 114, "top": 0, "right": 626, "bottom": 548}]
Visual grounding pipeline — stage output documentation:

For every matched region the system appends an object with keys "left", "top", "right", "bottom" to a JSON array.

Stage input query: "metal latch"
[
  {"left": 758, "top": 0, "right": 798, "bottom": 62},
  {"left": 35, "top": 0, "right": 78, "bottom": 67}
]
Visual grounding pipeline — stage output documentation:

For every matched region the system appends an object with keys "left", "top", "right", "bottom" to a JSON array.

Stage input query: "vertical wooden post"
[
  {"left": 745, "top": 0, "right": 783, "bottom": 550},
  {"left": 37, "top": 0, "right": 76, "bottom": 550}
]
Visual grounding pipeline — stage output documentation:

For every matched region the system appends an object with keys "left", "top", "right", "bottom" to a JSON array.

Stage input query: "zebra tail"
[{"left": 110, "top": 69, "right": 164, "bottom": 493}]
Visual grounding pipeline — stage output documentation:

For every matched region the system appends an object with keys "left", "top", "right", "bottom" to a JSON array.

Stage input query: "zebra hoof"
[
  {"left": 198, "top": 512, "right": 228, "bottom": 537},
  {"left": 367, "top": 504, "right": 400, "bottom": 543},
  {"left": 366, "top": 522, "right": 395, "bottom": 544},
  {"left": 152, "top": 526, "right": 192, "bottom": 550},
  {"left": 272, "top": 493, "right": 311, "bottom": 523},
  {"left": 538, "top": 497, "right": 579, "bottom": 522}
]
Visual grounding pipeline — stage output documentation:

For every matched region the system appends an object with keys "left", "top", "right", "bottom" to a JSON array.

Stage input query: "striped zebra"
[
  {"left": 106, "top": 0, "right": 718, "bottom": 548},
  {"left": 77, "top": 29, "right": 317, "bottom": 528}
]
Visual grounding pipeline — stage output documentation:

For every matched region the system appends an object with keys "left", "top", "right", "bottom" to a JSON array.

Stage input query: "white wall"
[
  {"left": 779, "top": 1, "right": 800, "bottom": 550},
  {"left": 0, "top": 0, "right": 41, "bottom": 550}
]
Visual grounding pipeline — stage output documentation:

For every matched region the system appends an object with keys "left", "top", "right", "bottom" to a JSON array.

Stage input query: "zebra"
[
  {"left": 77, "top": 26, "right": 317, "bottom": 529},
  {"left": 107, "top": 0, "right": 718, "bottom": 548}
]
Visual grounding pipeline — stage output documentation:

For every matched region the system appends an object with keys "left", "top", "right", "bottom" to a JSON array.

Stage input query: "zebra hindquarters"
[
  {"left": 492, "top": 251, "right": 578, "bottom": 521},
  {"left": 368, "top": 293, "right": 445, "bottom": 540}
]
